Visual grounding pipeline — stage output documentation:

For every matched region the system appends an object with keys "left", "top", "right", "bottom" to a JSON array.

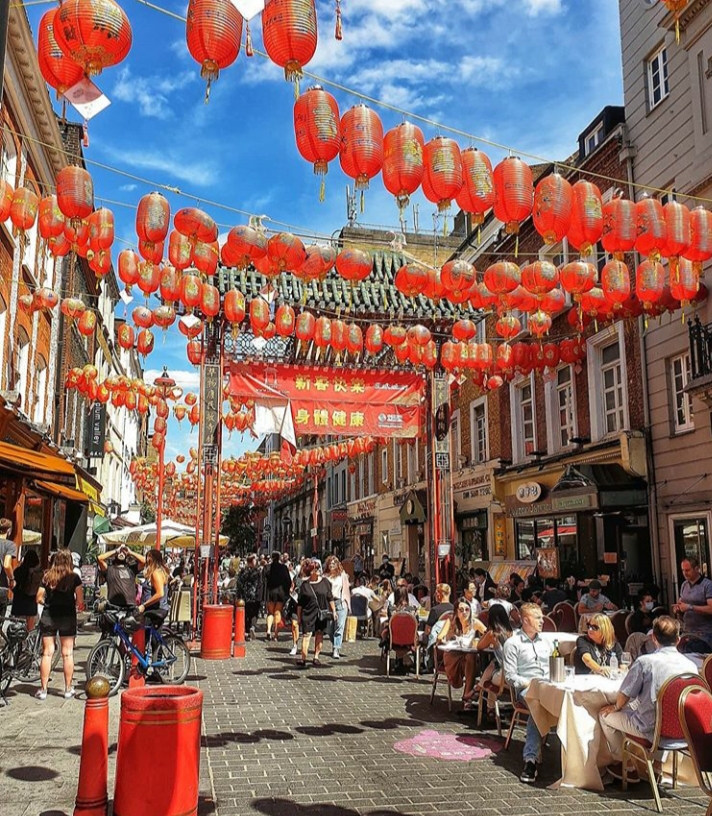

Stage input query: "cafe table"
[{"left": 525, "top": 673, "right": 621, "bottom": 790}]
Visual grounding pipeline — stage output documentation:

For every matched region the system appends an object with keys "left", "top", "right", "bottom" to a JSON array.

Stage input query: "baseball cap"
[{"left": 588, "top": 579, "right": 602, "bottom": 590}]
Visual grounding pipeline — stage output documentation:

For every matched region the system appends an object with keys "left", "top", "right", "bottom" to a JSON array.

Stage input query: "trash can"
[
  {"left": 113, "top": 686, "right": 203, "bottom": 816},
  {"left": 201, "top": 604, "right": 234, "bottom": 659}
]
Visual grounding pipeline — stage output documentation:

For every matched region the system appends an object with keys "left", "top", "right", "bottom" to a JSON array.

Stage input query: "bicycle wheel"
[
  {"left": 154, "top": 635, "right": 191, "bottom": 684},
  {"left": 86, "top": 640, "right": 125, "bottom": 695},
  {"left": 18, "top": 630, "right": 61, "bottom": 683}
]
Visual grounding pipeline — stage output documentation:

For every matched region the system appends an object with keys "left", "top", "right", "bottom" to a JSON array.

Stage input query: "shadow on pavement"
[
  {"left": 6, "top": 765, "right": 59, "bottom": 781},
  {"left": 252, "top": 798, "right": 408, "bottom": 816},
  {"left": 203, "top": 728, "right": 295, "bottom": 748},
  {"left": 295, "top": 723, "right": 366, "bottom": 737}
]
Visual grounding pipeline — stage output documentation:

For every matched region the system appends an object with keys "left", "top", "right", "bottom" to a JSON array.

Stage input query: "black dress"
[
  {"left": 11, "top": 566, "right": 42, "bottom": 616},
  {"left": 298, "top": 577, "right": 333, "bottom": 634},
  {"left": 265, "top": 561, "right": 292, "bottom": 604}
]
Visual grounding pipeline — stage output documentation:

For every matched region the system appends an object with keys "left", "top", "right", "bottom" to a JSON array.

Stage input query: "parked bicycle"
[
  {"left": 86, "top": 602, "right": 191, "bottom": 695},
  {"left": 0, "top": 618, "right": 57, "bottom": 702}
]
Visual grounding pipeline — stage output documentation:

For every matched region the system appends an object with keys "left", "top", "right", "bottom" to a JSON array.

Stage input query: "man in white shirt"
[
  {"left": 503, "top": 603, "right": 553, "bottom": 784},
  {"left": 387, "top": 577, "right": 418, "bottom": 610},
  {"left": 351, "top": 577, "right": 380, "bottom": 621},
  {"left": 599, "top": 615, "right": 699, "bottom": 782},
  {"left": 462, "top": 581, "right": 482, "bottom": 619}
]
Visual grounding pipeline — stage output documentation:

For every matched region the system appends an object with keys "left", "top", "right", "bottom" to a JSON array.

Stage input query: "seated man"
[
  {"left": 503, "top": 603, "right": 553, "bottom": 784},
  {"left": 387, "top": 578, "right": 419, "bottom": 611},
  {"left": 577, "top": 579, "right": 617, "bottom": 616},
  {"left": 462, "top": 581, "right": 483, "bottom": 619},
  {"left": 598, "top": 615, "right": 699, "bottom": 781},
  {"left": 541, "top": 577, "right": 568, "bottom": 611}
]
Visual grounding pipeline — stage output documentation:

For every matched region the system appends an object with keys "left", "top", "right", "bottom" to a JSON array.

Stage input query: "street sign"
[
  {"left": 202, "top": 363, "right": 221, "bottom": 445},
  {"left": 434, "top": 404, "right": 450, "bottom": 441},
  {"left": 310, "top": 527, "right": 317, "bottom": 538},
  {"left": 435, "top": 452, "right": 450, "bottom": 471}
]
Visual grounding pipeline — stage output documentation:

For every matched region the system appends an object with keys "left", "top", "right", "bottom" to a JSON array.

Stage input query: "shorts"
[
  {"left": 39, "top": 611, "right": 77, "bottom": 638},
  {"left": 267, "top": 588, "right": 287, "bottom": 605}
]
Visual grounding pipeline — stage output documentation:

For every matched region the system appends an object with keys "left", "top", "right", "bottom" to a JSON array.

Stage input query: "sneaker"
[
  {"left": 35, "top": 688, "right": 47, "bottom": 701},
  {"left": 332, "top": 649, "right": 340, "bottom": 659},
  {"left": 63, "top": 687, "right": 76, "bottom": 699},
  {"left": 290, "top": 645, "right": 298, "bottom": 656},
  {"left": 520, "top": 761, "right": 538, "bottom": 784},
  {"left": 249, "top": 627, "right": 256, "bottom": 641}
]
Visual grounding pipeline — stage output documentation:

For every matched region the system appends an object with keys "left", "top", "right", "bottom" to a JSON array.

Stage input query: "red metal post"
[
  {"left": 128, "top": 627, "right": 146, "bottom": 689},
  {"left": 233, "top": 599, "right": 245, "bottom": 658},
  {"left": 73, "top": 678, "right": 110, "bottom": 816},
  {"left": 191, "top": 336, "right": 205, "bottom": 640}
]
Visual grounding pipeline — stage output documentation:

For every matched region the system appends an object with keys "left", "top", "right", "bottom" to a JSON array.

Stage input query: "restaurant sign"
[
  {"left": 515, "top": 482, "right": 542, "bottom": 504},
  {"left": 506, "top": 491, "right": 598, "bottom": 517}
]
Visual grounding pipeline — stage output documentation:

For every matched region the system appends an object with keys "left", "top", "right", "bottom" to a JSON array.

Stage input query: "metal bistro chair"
[
  {"left": 349, "top": 594, "right": 372, "bottom": 639},
  {"left": 475, "top": 662, "right": 507, "bottom": 737},
  {"left": 611, "top": 610, "right": 629, "bottom": 647},
  {"left": 541, "top": 615, "right": 557, "bottom": 632},
  {"left": 553, "top": 602, "right": 576, "bottom": 633},
  {"left": 702, "top": 654, "right": 712, "bottom": 691},
  {"left": 504, "top": 686, "right": 531, "bottom": 751},
  {"left": 429, "top": 612, "right": 454, "bottom": 710},
  {"left": 678, "top": 685, "right": 712, "bottom": 816},
  {"left": 386, "top": 611, "right": 420, "bottom": 679},
  {"left": 622, "top": 672, "right": 708, "bottom": 812}
]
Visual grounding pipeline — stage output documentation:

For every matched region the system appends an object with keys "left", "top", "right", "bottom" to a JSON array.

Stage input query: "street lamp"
[{"left": 154, "top": 366, "right": 176, "bottom": 547}]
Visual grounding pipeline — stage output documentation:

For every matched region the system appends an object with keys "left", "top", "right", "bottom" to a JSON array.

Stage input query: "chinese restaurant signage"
[{"left": 229, "top": 363, "right": 425, "bottom": 438}]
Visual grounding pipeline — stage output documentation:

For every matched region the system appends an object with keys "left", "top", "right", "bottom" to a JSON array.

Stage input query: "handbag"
[{"left": 310, "top": 582, "right": 332, "bottom": 623}]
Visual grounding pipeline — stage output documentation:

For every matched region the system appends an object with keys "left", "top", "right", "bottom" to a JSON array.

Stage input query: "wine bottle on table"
[{"left": 551, "top": 639, "right": 560, "bottom": 659}]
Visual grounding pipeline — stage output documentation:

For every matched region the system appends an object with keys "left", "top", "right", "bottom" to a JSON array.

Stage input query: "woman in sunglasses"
[
  {"left": 437, "top": 600, "right": 487, "bottom": 708},
  {"left": 573, "top": 613, "right": 623, "bottom": 677}
]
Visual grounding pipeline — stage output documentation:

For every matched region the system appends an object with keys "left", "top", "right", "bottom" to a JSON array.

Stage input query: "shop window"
[
  {"left": 511, "top": 374, "right": 537, "bottom": 462},
  {"left": 407, "top": 440, "right": 419, "bottom": 484},
  {"left": 381, "top": 447, "right": 388, "bottom": 485},
  {"left": 647, "top": 44, "right": 670, "bottom": 111},
  {"left": 515, "top": 516, "right": 578, "bottom": 569},
  {"left": 470, "top": 397, "right": 488, "bottom": 464},
  {"left": 450, "top": 410, "right": 461, "bottom": 467},
  {"left": 393, "top": 438, "right": 404, "bottom": 487},
  {"left": 671, "top": 515, "right": 710, "bottom": 582},
  {"left": 587, "top": 323, "right": 628, "bottom": 441},
  {"left": 546, "top": 365, "right": 576, "bottom": 452},
  {"left": 670, "top": 353, "right": 694, "bottom": 433}
]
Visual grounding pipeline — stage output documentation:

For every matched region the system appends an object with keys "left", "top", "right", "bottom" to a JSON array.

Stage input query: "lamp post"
[{"left": 153, "top": 367, "right": 176, "bottom": 547}]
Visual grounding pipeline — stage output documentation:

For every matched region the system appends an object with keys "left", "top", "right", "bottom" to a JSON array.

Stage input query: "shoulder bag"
[{"left": 310, "top": 581, "right": 332, "bottom": 623}]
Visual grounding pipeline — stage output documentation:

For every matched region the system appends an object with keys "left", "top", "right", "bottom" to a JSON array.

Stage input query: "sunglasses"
[{"left": 587, "top": 623, "right": 600, "bottom": 631}]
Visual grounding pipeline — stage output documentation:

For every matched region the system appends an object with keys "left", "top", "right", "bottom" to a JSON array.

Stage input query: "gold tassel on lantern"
[
  {"left": 245, "top": 21, "right": 254, "bottom": 57},
  {"left": 335, "top": 0, "right": 343, "bottom": 40}
]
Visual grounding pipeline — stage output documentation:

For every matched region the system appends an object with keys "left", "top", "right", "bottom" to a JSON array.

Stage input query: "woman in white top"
[
  {"left": 324, "top": 555, "right": 351, "bottom": 659},
  {"left": 488, "top": 584, "right": 515, "bottom": 616}
]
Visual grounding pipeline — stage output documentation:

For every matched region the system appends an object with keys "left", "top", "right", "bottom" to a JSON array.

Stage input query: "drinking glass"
[
  {"left": 564, "top": 666, "right": 575, "bottom": 686},
  {"left": 620, "top": 652, "right": 631, "bottom": 674}
]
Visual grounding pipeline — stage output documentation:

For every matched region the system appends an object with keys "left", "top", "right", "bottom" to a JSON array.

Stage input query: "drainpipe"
[{"left": 624, "top": 137, "right": 663, "bottom": 595}]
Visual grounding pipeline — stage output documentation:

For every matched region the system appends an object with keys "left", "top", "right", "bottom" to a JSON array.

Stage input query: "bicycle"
[{"left": 86, "top": 603, "right": 191, "bottom": 695}]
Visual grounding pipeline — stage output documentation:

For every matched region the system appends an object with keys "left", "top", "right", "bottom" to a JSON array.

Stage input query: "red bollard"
[
  {"left": 73, "top": 677, "right": 110, "bottom": 816},
  {"left": 128, "top": 626, "right": 146, "bottom": 688},
  {"left": 200, "top": 605, "right": 233, "bottom": 659},
  {"left": 233, "top": 600, "right": 245, "bottom": 658}
]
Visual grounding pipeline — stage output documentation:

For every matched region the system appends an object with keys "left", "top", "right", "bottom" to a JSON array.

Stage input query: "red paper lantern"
[
  {"left": 346, "top": 323, "right": 363, "bottom": 356},
  {"left": 566, "top": 180, "right": 603, "bottom": 256},
  {"left": 132, "top": 306, "right": 153, "bottom": 329},
  {"left": 53, "top": 0, "right": 132, "bottom": 76},
  {"left": 470, "top": 281, "right": 498, "bottom": 310},
  {"left": 364, "top": 324, "right": 383, "bottom": 355},
  {"left": 48, "top": 234, "right": 71, "bottom": 257},
  {"left": 117, "top": 323, "right": 134, "bottom": 350},
  {"left": 484, "top": 261, "right": 520, "bottom": 295},
  {"left": 36, "top": 288, "right": 59, "bottom": 311},
  {"left": 224, "top": 289, "right": 246, "bottom": 328},
  {"left": 174, "top": 207, "right": 217, "bottom": 244},
  {"left": 339, "top": 105, "right": 384, "bottom": 196},
  {"left": 423, "top": 269, "right": 446, "bottom": 303},
  {"left": 192, "top": 240, "right": 219, "bottom": 277},
  {"left": 295, "top": 311, "right": 316, "bottom": 342},
  {"left": 9, "top": 188, "right": 39, "bottom": 232},
  {"left": 394, "top": 265, "right": 428, "bottom": 298},
  {"left": 168, "top": 229, "right": 193, "bottom": 270},
  {"left": 153, "top": 304, "right": 176, "bottom": 331},
  {"left": 262, "top": 0, "right": 318, "bottom": 83},
  {"left": 601, "top": 259, "right": 630, "bottom": 308},
  {"left": 331, "top": 319, "right": 347, "bottom": 353},
  {"left": 635, "top": 197, "right": 667, "bottom": 259},
  {"left": 495, "top": 314, "right": 521, "bottom": 340},
  {"left": 384, "top": 325, "right": 407, "bottom": 347},
  {"left": 159, "top": 265, "right": 181, "bottom": 303},
  {"left": 222, "top": 221, "right": 267, "bottom": 269},
  {"left": 275, "top": 304, "right": 296, "bottom": 337},
  {"left": 663, "top": 200, "right": 691, "bottom": 262},
  {"left": 118, "top": 249, "right": 140, "bottom": 291},
  {"left": 382, "top": 122, "right": 424, "bottom": 211},
  {"left": 684, "top": 206, "right": 712, "bottom": 269},
  {"left": 539, "top": 287, "right": 566, "bottom": 314},
  {"left": 136, "top": 262, "right": 160, "bottom": 296},
  {"left": 136, "top": 328, "right": 154, "bottom": 357},
  {"left": 440, "top": 259, "right": 475, "bottom": 299},
  {"left": 294, "top": 85, "right": 341, "bottom": 201},
  {"left": 64, "top": 218, "right": 89, "bottom": 254},
  {"left": 136, "top": 192, "right": 170, "bottom": 248},
  {"left": 37, "top": 9, "right": 84, "bottom": 98},
  {"left": 528, "top": 310, "right": 553, "bottom": 338},
  {"left": 186, "top": 0, "right": 242, "bottom": 96},
  {"left": 670, "top": 258, "right": 700, "bottom": 306},
  {"left": 87, "top": 207, "right": 114, "bottom": 251},
  {"left": 249, "top": 297, "right": 270, "bottom": 334},
  {"left": 452, "top": 319, "right": 477, "bottom": 343},
  {"left": 521, "top": 260, "right": 559, "bottom": 296},
  {"left": 580, "top": 287, "right": 608, "bottom": 316},
  {"left": 560, "top": 261, "right": 596, "bottom": 298},
  {"left": 533, "top": 172, "right": 573, "bottom": 245},
  {"left": 61, "top": 297, "right": 85, "bottom": 320},
  {"left": 493, "top": 156, "right": 533, "bottom": 235},
  {"left": 440, "top": 341, "right": 461, "bottom": 372},
  {"left": 299, "top": 244, "right": 336, "bottom": 283},
  {"left": 89, "top": 249, "right": 112, "bottom": 278},
  {"left": 76, "top": 309, "right": 96, "bottom": 337},
  {"left": 422, "top": 136, "right": 463, "bottom": 213},
  {"left": 267, "top": 232, "right": 307, "bottom": 275},
  {"left": 186, "top": 339, "right": 203, "bottom": 365},
  {"left": 56, "top": 165, "right": 93, "bottom": 222},
  {"left": 601, "top": 195, "right": 636, "bottom": 258},
  {"left": 180, "top": 272, "right": 202, "bottom": 311},
  {"left": 314, "top": 316, "right": 332, "bottom": 348},
  {"left": 335, "top": 248, "right": 372, "bottom": 283},
  {"left": 0, "top": 179, "right": 14, "bottom": 222},
  {"left": 636, "top": 259, "right": 665, "bottom": 310},
  {"left": 456, "top": 148, "right": 495, "bottom": 227}
]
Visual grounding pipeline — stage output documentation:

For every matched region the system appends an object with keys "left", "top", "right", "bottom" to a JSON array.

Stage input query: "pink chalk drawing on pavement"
[{"left": 393, "top": 729, "right": 502, "bottom": 762}]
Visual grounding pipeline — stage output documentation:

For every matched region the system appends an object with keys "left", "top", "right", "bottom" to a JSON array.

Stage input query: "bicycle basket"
[{"left": 7, "top": 621, "right": 28, "bottom": 641}]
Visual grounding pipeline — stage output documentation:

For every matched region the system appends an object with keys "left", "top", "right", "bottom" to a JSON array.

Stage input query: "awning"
[
  {"left": 89, "top": 500, "right": 106, "bottom": 517},
  {"left": 0, "top": 441, "right": 75, "bottom": 480},
  {"left": 34, "top": 480, "right": 89, "bottom": 504}
]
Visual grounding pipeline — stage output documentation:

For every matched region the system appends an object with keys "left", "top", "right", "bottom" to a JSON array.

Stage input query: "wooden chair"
[
  {"left": 622, "top": 672, "right": 708, "bottom": 812},
  {"left": 678, "top": 685, "right": 712, "bottom": 816},
  {"left": 429, "top": 640, "right": 453, "bottom": 710},
  {"left": 349, "top": 594, "right": 371, "bottom": 638},
  {"left": 541, "top": 614, "right": 557, "bottom": 632},
  {"left": 475, "top": 663, "right": 507, "bottom": 736},
  {"left": 611, "top": 610, "right": 629, "bottom": 647},
  {"left": 386, "top": 612, "right": 420, "bottom": 679},
  {"left": 703, "top": 654, "right": 712, "bottom": 691},
  {"left": 624, "top": 611, "right": 635, "bottom": 636},
  {"left": 509, "top": 607, "right": 521, "bottom": 627},
  {"left": 552, "top": 601, "right": 576, "bottom": 633},
  {"left": 504, "top": 686, "right": 530, "bottom": 750}
]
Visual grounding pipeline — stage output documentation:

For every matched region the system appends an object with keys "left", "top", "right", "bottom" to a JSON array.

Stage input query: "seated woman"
[
  {"left": 628, "top": 590, "right": 659, "bottom": 635},
  {"left": 380, "top": 586, "right": 417, "bottom": 674},
  {"left": 488, "top": 584, "right": 514, "bottom": 616},
  {"left": 574, "top": 612, "right": 623, "bottom": 676},
  {"left": 437, "top": 601, "right": 487, "bottom": 708},
  {"left": 476, "top": 604, "right": 514, "bottom": 716}
]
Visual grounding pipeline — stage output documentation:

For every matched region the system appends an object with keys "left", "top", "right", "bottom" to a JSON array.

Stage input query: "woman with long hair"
[
  {"left": 264, "top": 551, "right": 292, "bottom": 641},
  {"left": 476, "top": 603, "right": 514, "bottom": 716},
  {"left": 138, "top": 549, "right": 170, "bottom": 622},
  {"left": 11, "top": 550, "right": 42, "bottom": 629},
  {"left": 324, "top": 555, "right": 351, "bottom": 659},
  {"left": 574, "top": 612, "right": 622, "bottom": 676},
  {"left": 296, "top": 560, "right": 336, "bottom": 667},
  {"left": 437, "top": 600, "right": 486, "bottom": 707},
  {"left": 35, "top": 550, "right": 84, "bottom": 700}
]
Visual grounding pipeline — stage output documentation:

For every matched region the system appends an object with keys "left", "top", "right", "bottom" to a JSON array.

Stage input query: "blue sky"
[{"left": 27, "top": 0, "right": 624, "bottom": 463}]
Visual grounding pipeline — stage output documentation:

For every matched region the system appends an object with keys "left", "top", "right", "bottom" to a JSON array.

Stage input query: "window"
[
  {"left": 393, "top": 439, "right": 404, "bottom": 486},
  {"left": 381, "top": 447, "right": 388, "bottom": 485},
  {"left": 15, "top": 329, "right": 29, "bottom": 406},
  {"left": 511, "top": 375, "right": 536, "bottom": 462},
  {"left": 450, "top": 409, "right": 461, "bottom": 467},
  {"left": 358, "top": 457, "right": 364, "bottom": 500},
  {"left": 584, "top": 123, "right": 605, "bottom": 156},
  {"left": 0, "top": 298, "right": 6, "bottom": 389},
  {"left": 367, "top": 453, "right": 374, "bottom": 496},
  {"left": 671, "top": 515, "right": 710, "bottom": 582},
  {"left": 515, "top": 516, "right": 578, "bottom": 568},
  {"left": 407, "top": 440, "right": 419, "bottom": 483},
  {"left": 670, "top": 353, "right": 694, "bottom": 433},
  {"left": 470, "top": 398, "right": 488, "bottom": 464},
  {"left": 34, "top": 358, "right": 47, "bottom": 424},
  {"left": 648, "top": 45, "right": 669, "bottom": 109},
  {"left": 341, "top": 469, "right": 346, "bottom": 502},
  {"left": 587, "top": 324, "right": 628, "bottom": 441},
  {"left": 546, "top": 366, "right": 576, "bottom": 452}
]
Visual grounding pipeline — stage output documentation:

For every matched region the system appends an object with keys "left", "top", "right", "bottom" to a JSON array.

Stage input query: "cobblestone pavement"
[{"left": 1, "top": 627, "right": 709, "bottom": 816}]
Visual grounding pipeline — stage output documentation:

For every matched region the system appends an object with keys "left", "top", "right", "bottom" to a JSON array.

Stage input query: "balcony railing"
[{"left": 689, "top": 317, "right": 712, "bottom": 380}]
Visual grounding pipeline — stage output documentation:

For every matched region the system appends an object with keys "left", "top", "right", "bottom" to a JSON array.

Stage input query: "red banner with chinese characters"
[{"left": 228, "top": 363, "right": 425, "bottom": 438}]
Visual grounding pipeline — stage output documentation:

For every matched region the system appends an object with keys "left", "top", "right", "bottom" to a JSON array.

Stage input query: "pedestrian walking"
[
  {"left": 324, "top": 555, "right": 350, "bottom": 659},
  {"left": 10, "top": 550, "right": 42, "bottom": 630},
  {"left": 296, "top": 560, "right": 336, "bottom": 667},
  {"left": 0, "top": 518, "right": 16, "bottom": 620},
  {"left": 237, "top": 554, "right": 263, "bottom": 640},
  {"left": 35, "top": 550, "right": 84, "bottom": 700},
  {"left": 264, "top": 551, "right": 292, "bottom": 641}
]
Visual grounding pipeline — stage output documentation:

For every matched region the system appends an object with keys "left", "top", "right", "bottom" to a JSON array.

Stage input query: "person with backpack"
[
  {"left": 0, "top": 518, "right": 16, "bottom": 620},
  {"left": 10, "top": 550, "right": 42, "bottom": 629}
]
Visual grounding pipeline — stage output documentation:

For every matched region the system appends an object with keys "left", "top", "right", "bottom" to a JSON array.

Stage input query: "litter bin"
[
  {"left": 113, "top": 685, "right": 203, "bottom": 816},
  {"left": 201, "top": 604, "right": 233, "bottom": 659}
]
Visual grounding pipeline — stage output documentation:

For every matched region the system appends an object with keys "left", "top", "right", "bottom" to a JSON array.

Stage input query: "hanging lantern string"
[{"left": 128, "top": 0, "right": 712, "bottom": 208}]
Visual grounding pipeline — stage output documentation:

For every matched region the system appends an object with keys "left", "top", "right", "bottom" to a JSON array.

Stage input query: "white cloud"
[
  {"left": 119, "top": 183, "right": 138, "bottom": 192},
  {"left": 102, "top": 145, "right": 218, "bottom": 188},
  {"left": 112, "top": 67, "right": 195, "bottom": 119},
  {"left": 522, "top": 0, "right": 563, "bottom": 15}
]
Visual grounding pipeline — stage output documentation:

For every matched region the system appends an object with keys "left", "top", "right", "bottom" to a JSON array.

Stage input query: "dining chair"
[
  {"left": 478, "top": 609, "right": 489, "bottom": 627},
  {"left": 504, "top": 685, "right": 530, "bottom": 751},
  {"left": 702, "top": 654, "right": 712, "bottom": 691},
  {"left": 475, "top": 663, "right": 507, "bottom": 736},
  {"left": 624, "top": 612, "right": 635, "bottom": 636},
  {"left": 622, "top": 672, "right": 708, "bottom": 812},
  {"left": 552, "top": 601, "right": 576, "bottom": 633},
  {"left": 429, "top": 639, "right": 453, "bottom": 711},
  {"left": 349, "top": 594, "right": 371, "bottom": 639},
  {"left": 541, "top": 615, "right": 557, "bottom": 632},
  {"left": 386, "top": 611, "right": 420, "bottom": 679},
  {"left": 510, "top": 607, "right": 521, "bottom": 627},
  {"left": 678, "top": 685, "right": 712, "bottom": 816},
  {"left": 611, "top": 610, "right": 629, "bottom": 646}
]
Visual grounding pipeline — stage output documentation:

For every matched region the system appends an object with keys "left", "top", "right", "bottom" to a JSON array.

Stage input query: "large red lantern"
[
  {"left": 539, "top": 287, "right": 566, "bottom": 314},
  {"left": 87, "top": 207, "right": 114, "bottom": 251},
  {"left": 580, "top": 287, "right": 608, "bottom": 317},
  {"left": 294, "top": 86, "right": 341, "bottom": 201},
  {"left": 0, "top": 179, "right": 14, "bottom": 222},
  {"left": 77, "top": 309, "right": 97, "bottom": 337},
  {"left": 136, "top": 329, "right": 154, "bottom": 357},
  {"left": 684, "top": 206, "right": 712, "bottom": 271},
  {"left": 223, "top": 221, "right": 267, "bottom": 268},
  {"left": 37, "top": 9, "right": 84, "bottom": 98},
  {"left": 440, "top": 341, "right": 461, "bottom": 372},
  {"left": 137, "top": 262, "right": 160, "bottom": 296},
  {"left": 224, "top": 289, "right": 246, "bottom": 329},
  {"left": 364, "top": 324, "right": 383, "bottom": 355},
  {"left": 201, "top": 283, "right": 220, "bottom": 321},
  {"left": 601, "top": 259, "right": 630, "bottom": 308},
  {"left": 456, "top": 148, "right": 495, "bottom": 227},
  {"left": 339, "top": 105, "right": 384, "bottom": 203},
  {"left": 440, "top": 259, "right": 475, "bottom": 299},
  {"left": 567, "top": 180, "right": 603, "bottom": 256},
  {"left": 118, "top": 249, "right": 140, "bottom": 292},
  {"left": 423, "top": 269, "right": 445, "bottom": 303},
  {"left": 635, "top": 197, "right": 667, "bottom": 259},
  {"left": 56, "top": 165, "right": 93, "bottom": 222},
  {"left": 160, "top": 265, "right": 181, "bottom": 303},
  {"left": 186, "top": 0, "right": 242, "bottom": 97},
  {"left": 61, "top": 297, "right": 85, "bottom": 320},
  {"left": 186, "top": 339, "right": 203, "bottom": 366},
  {"left": 174, "top": 207, "right": 217, "bottom": 245},
  {"left": 601, "top": 195, "right": 636, "bottom": 258},
  {"left": 192, "top": 240, "right": 219, "bottom": 277},
  {"left": 314, "top": 316, "right": 332, "bottom": 349},
  {"left": 335, "top": 248, "right": 372, "bottom": 283},
  {"left": 495, "top": 314, "right": 521, "bottom": 340},
  {"left": 346, "top": 323, "right": 363, "bottom": 356},
  {"left": 136, "top": 192, "right": 170, "bottom": 248},
  {"left": 249, "top": 297, "right": 270, "bottom": 334},
  {"left": 662, "top": 200, "right": 691, "bottom": 265},
  {"left": 89, "top": 249, "right": 112, "bottom": 278},
  {"left": 267, "top": 232, "right": 307, "bottom": 275},
  {"left": 484, "top": 261, "right": 520, "bottom": 295},
  {"left": 520, "top": 260, "right": 559, "bottom": 296},
  {"left": 117, "top": 323, "right": 134, "bottom": 350},
  {"left": 670, "top": 258, "right": 700, "bottom": 306},
  {"left": 262, "top": 0, "right": 317, "bottom": 83},
  {"left": 636, "top": 259, "right": 665, "bottom": 310},
  {"left": 52, "top": 0, "right": 132, "bottom": 76},
  {"left": 9, "top": 188, "right": 39, "bottom": 233},
  {"left": 132, "top": 305, "right": 153, "bottom": 329},
  {"left": 296, "top": 244, "right": 334, "bottom": 283},
  {"left": 169, "top": 229, "right": 193, "bottom": 270},
  {"left": 275, "top": 304, "right": 296, "bottom": 337},
  {"left": 422, "top": 136, "right": 463, "bottom": 213},
  {"left": 180, "top": 273, "right": 202, "bottom": 312},
  {"left": 382, "top": 122, "right": 424, "bottom": 212},
  {"left": 394, "top": 265, "right": 428, "bottom": 298},
  {"left": 493, "top": 157, "right": 533, "bottom": 235},
  {"left": 533, "top": 172, "right": 572, "bottom": 245},
  {"left": 560, "top": 261, "right": 596, "bottom": 299},
  {"left": 452, "top": 319, "right": 476, "bottom": 343}
]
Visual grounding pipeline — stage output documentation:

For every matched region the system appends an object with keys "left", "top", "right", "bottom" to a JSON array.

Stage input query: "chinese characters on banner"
[
  {"left": 228, "top": 363, "right": 425, "bottom": 438},
  {"left": 202, "top": 364, "right": 221, "bottom": 445}
]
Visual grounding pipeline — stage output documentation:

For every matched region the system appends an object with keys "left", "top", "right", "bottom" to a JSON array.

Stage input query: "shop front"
[
  {"left": 502, "top": 459, "right": 649, "bottom": 604},
  {"left": 453, "top": 467, "right": 498, "bottom": 565},
  {"left": 347, "top": 497, "right": 376, "bottom": 572},
  {"left": 398, "top": 489, "right": 427, "bottom": 579}
]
